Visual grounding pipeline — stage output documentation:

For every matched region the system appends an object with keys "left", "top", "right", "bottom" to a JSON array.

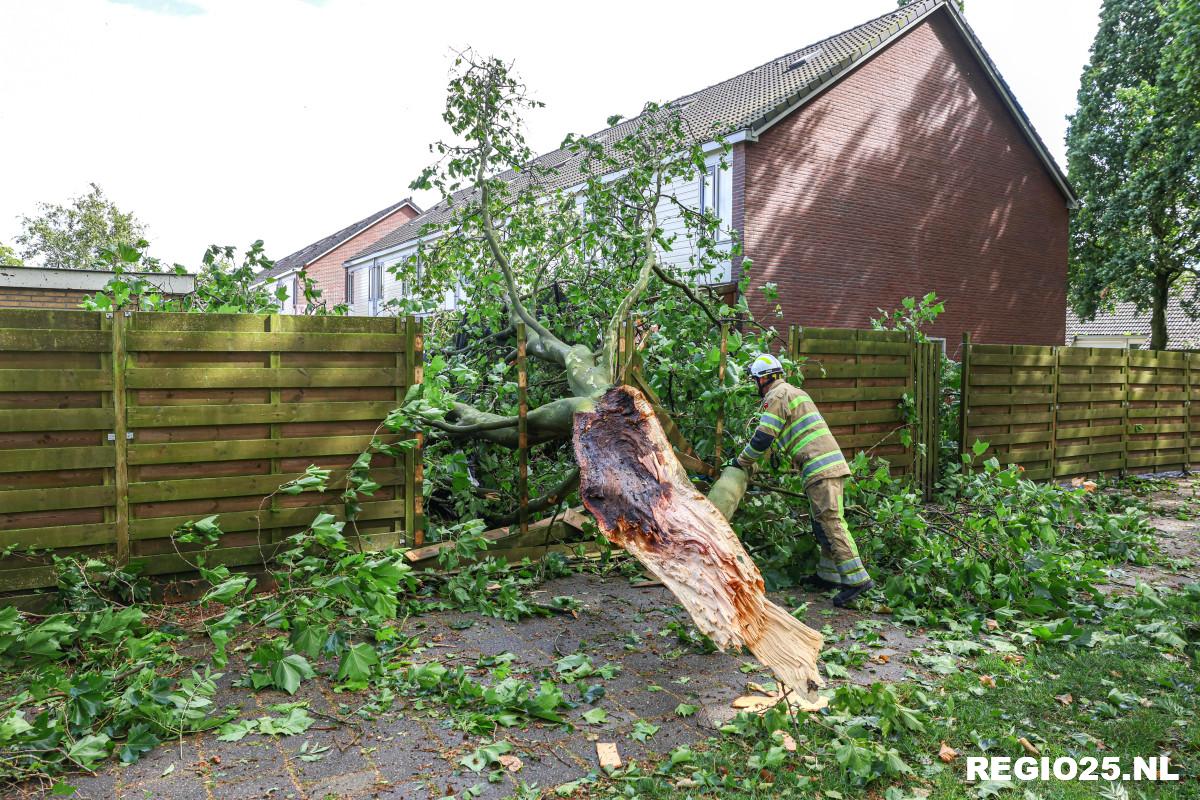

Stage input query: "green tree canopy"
[
  {"left": 0, "top": 243, "right": 20, "bottom": 267},
  {"left": 1067, "top": 0, "right": 1200, "bottom": 349},
  {"left": 15, "top": 183, "right": 148, "bottom": 270}
]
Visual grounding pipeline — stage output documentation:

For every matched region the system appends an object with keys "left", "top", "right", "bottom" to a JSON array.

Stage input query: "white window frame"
[{"left": 699, "top": 163, "right": 732, "bottom": 243}]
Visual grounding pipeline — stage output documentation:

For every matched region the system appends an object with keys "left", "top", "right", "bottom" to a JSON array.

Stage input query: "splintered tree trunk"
[{"left": 573, "top": 385, "right": 825, "bottom": 699}]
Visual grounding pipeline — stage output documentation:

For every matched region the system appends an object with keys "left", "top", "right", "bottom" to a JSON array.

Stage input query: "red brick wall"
[
  {"left": 301, "top": 204, "right": 420, "bottom": 306},
  {"left": 742, "top": 12, "right": 1069, "bottom": 347},
  {"left": 0, "top": 287, "right": 93, "bottom": 309}
]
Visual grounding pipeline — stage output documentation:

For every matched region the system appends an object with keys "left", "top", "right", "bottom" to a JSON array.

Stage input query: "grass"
[{"left": 589, "top": 638, "right": 1199, "bottom": 800}]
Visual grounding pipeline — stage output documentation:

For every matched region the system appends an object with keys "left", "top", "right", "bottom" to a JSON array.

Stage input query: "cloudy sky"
[{"left": 0, "top": 0, "right": 1101, "bottom": 268}]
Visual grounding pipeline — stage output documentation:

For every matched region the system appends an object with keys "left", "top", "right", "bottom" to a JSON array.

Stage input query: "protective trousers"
[{"left": 808, "top": 476, "right": 870, "bottom": 587}]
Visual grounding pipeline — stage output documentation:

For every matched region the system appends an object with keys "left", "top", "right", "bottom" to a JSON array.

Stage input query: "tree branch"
[
  {"left": 485, "top": 468, "right": 581, "bottom": 527},
  {"left": 651, "top": 263, "right": 723, "bottom": 327}
]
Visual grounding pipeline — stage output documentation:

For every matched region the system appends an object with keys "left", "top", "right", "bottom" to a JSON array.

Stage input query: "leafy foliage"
[
  {"left": 1066, "top": 0, "right": 1200, "bottom": 349},
  {"left": 14, "top": 183, "right": 147, "bottom": 270}
]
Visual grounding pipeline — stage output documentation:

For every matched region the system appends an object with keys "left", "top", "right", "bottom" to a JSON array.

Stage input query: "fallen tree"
[{"left": 386, "top": 53, "right": 824, "bottom": 695}]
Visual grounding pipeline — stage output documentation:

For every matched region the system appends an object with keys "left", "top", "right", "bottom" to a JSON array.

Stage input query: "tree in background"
[
  {"left": 0, "top": 243, "right": 20, "bottom": 266},
  {"left": 1067, "top": 0, "right": 1199, "bottom": 350},
  {"left": 15, "top": 183, "right": 148, "bottom": 270}
]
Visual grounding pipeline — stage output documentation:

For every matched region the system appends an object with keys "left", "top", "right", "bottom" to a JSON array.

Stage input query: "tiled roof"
[
  {"left": 351, "top": 0, "right": 1071, "bottom": 264},
  {"left": 255, "top": 198, "right": 418, "bottom": 284},
  {"left": 1066, "top": 296, "right": 1200, "bottom": 350}
]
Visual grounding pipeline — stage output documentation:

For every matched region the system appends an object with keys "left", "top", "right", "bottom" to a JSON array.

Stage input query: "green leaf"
[
  {"left": 216, "top": 719, "right": 259, "bottom": 742},
  {"left": 630, "top": 720, "right": 659, "bottom": 741},
  {"left": 66, "top": 734, "right": 110, "bottom": 769},
  {"left": 336, "top": 642, "right": 380, "bottom": 683},
  {"left": 458, "top": 741, "right": 512, "bottom": 773},
  {"left": 581, "top": 707, "right": 608, "bottom": 725},
  {"left": 674, "top": 703, "right": 698, "bottom": 717},
  {"left": 271, "top": 653, "right": 316, "bottom": 695}
]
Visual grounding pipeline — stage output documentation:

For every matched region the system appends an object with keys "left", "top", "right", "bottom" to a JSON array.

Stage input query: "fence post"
[
  {"left": 1186, "top": 352, "right": 1192, "bottom": 474},
  {"left": 1120, "top": 347, "right": 1131, "bottom": 477},
  {"left": 404, "top": 317, "right": 425, "bottom": 547},
  {"left": 959, "top": 332, "right": 971, "bottom": 460},
  {"left": 111, "top": 310, "right": 130, "bottom": 565},
  {"left": 268, "top": 314, "right": 282, "bottom": 545},
  {"left": 713, "top": 322, "right": 728, "bottom": 466},
  {"left": 1050, "top": 346, "right": 1060, "bottom": 481},
  {"left": 517, "top": 322, "right": 529, "bottom": 536}
]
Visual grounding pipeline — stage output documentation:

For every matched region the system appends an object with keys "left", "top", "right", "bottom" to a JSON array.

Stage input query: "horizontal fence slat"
[
  {"left": 969, "top": 371, "right": 1054, "bottom": 387},
  {"left": 0, "top": 446, "right": 115, "bottom": 473},
  {"left": 133, "top": 532, "right": 397, "bottom": 578},
  {"left": 125, "top": 367, "right": 405, "bottom": 389},
  {"left": 0, "top": 369, "right": 112, "bottom": 391},
  {"left": 0, "top": 522, "right": 117, "bottom": 549},
  {"left": 128, "top": 434, "right": 399, "bottom": 465},
  {"left": 0, "top": 485, "right": 115, "bottom": 514},
  {"left": 128, "top": 466, "right": 407, "bottom": 503},
  {"left": 799, "top": 363, "right": 909, "bottom": 379},
  {"left": 823, "top": 408, "right": 905, "bottom": 426},
  {"left": 125, "top": 330, "right": 406, "bottom": 353},
  {"left": 1055, "top": 423, "right": 1125, "bottom": 439},
  {"left": 796, "top": 339, "right": 911, "bottom": 356},
  {"left": 970, "top": 352, "right": 1056, "bottom": 367},
  {"left": 130, "top": 498, "right": 408, "bottom": 540},
  {"left": 127, "top": 400, "right": 400, "bottom": 428},
  {"left": 806, "top": 386, "right": 909, "bottom": 402},
  {"left": 0, "top": 408, "right": 115, "bottom": 432},
  {"left": 0, "top": 329, "right": 111, "bottom": 352}
]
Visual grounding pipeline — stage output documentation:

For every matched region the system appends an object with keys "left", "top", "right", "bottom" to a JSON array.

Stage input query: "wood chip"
[
  {"left": 1019, "top": 737, "right": 1040, "bottom": 756},
  {"left": 596, "top": 742, "right": 621, "bottom": 769},
  {"left": 939, "top": 741, "right": 958, "bottom": 763},
  {"left": 497, "top": 754, "right": 523, "bottom": 772},
  {"left": 775, "top": 731, "right": 797, "bottom": 752},
  {"left": 979, "top": 674, "right": 997, "bottom": 688},
  {"left": 1055, "top": 692, "right": 1073, "bottom": 706}
]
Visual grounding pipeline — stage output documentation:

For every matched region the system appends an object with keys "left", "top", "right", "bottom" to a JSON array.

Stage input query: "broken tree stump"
[{"left": 573, "top": 385, "right": 824, "bottom": 699}]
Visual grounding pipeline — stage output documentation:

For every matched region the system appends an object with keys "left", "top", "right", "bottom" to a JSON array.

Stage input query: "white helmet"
[{"left": 747, "top": 353, "right": 784, "bottom": 379}]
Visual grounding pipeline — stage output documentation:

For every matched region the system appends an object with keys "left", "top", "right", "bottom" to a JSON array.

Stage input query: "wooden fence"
[
  {"left": 789, "top": 326, "right": 938, "bottom": 495},
  {"left": 0, "top": 309, "right": 422, "bottom": 596},
  {"left": 960, "top": 335, "right": 1195, "bottom": 480}
]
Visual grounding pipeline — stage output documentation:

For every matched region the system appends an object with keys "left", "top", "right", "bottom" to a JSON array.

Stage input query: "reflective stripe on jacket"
[{"left": 736, "top": 380, "right": 850, "bottom": 486}]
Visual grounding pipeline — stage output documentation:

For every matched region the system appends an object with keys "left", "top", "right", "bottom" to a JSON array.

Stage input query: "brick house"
[
  {"left": 345, "top": 1, "right": 1075, "bottom": 345},
  {"left": 0, "top": 265, "right": 194, "bottom": 309},
  {"left": 255, "top": 198, "right": 420, "bottom": 312}
]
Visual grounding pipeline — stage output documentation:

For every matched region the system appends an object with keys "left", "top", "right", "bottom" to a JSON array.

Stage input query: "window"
[
  {"left": 699, "top": 163, "right": 732, "bottom": 241},
  {"left": 291, "top": 274, "right": 301, "bottom": 312},
  {"left": 369, "top": 260, "right": 383, "bottom": 314},
  {"left": 345, "top": 269, "right": 357, "bottom": 308},
  {"left": 700, "top": 165, "right": 717, "bottom": 217}
]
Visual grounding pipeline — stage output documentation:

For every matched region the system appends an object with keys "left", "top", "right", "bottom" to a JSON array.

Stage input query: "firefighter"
[{"left": 729, "top": 354, "right": 875, "bottom": 607}]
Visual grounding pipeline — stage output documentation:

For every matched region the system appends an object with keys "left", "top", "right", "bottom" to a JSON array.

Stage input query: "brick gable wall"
[
  {"left": 741, "top": 13, "right": 1069, "bottom": 347},
  {"left": 301, "top": 204, "right": 420, "bottom": 307}
]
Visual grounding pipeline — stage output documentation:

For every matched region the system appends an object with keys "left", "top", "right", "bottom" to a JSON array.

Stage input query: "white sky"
[{"left": 0, "top": 0, "right": 1101, "bottom": 268}]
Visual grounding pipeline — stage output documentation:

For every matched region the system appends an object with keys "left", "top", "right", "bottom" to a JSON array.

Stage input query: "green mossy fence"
[
  {"left": 0, "top": 309, "right": 423, "bottom": 597},
  {"left": 1, "top": 306, "right": 1193, "bottom": 599},
  {"left": 960, "top": 335, "right": 1196, "bottom": 481}
]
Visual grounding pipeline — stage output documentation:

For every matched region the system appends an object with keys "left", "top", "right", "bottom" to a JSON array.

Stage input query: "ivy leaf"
[
  {"left": 336, "top": 643, "right": 380, "bottom": 683},
  {"left": 271, "top": 654, "right": 316, "bottom": 695}
]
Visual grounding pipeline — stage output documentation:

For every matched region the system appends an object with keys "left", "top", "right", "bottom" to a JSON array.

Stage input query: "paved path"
[{"left": 37, "top": 574, "right": 926, "bottom": 800}]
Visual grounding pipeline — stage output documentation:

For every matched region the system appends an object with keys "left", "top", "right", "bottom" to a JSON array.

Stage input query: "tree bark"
[
  {"left": 574, "top": 385, "right": 824, "bottom": 699},
  {"left": 1150, "top": 272, "right": 1170, "bottom": 351}
]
